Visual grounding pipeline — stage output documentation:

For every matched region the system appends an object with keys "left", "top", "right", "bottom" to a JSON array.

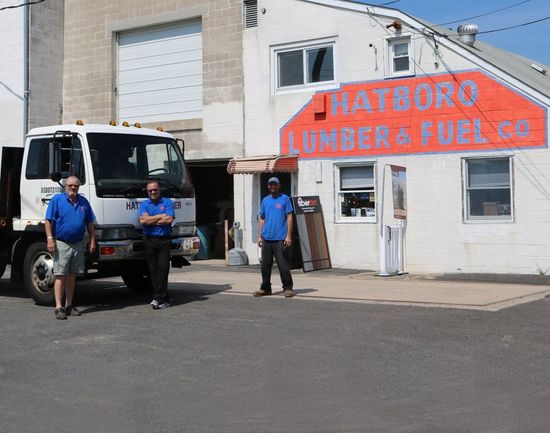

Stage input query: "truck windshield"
[{"left": 87, "top": 132, "right": 193, "bottom": 198}]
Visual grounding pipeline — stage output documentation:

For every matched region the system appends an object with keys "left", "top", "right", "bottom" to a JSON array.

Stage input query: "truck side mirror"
[
  {"left": 177, "top": 138, "right": 185, "bottom": 152},
  {"left": 48, "top": 138, "right": 62, "bottom": 182},
  {"left": 48, "top": 130, "right": 76, "bottom": 184}
]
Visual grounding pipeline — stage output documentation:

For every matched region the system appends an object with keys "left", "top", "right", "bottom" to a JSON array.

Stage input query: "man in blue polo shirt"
[
  {"left": 254, "top": 176, "right": 294, "bottom": 298},
  {"left": 138, "top": 180, "right": 175, "bottom": 310},
  {"left": 45, "top": 175, "right": 96, "bottom": 320}
]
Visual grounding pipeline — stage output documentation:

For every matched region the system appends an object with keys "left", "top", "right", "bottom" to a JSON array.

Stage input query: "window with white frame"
[
  {"left": 387, "top": 36, "right": 413, "bottom": 77},
  {"left": 337, "top": 165, "right": 376, "bottom": 220},
  {"left": 464, "top": 157, "right": 512, "bottom": 221},
  {"left": 273, "top": 40, "right": 336, "bottom": 92}
]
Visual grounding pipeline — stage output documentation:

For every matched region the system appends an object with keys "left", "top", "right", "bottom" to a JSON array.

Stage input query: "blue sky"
[{"left": 356, "top": 0, "right": 550, "bottom": 66}]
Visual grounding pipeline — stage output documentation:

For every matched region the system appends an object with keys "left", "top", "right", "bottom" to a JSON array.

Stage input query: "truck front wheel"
[
  {"left": 23, "top": 242, "right": 56, "bottom": 305},
  {"left": 0, "top": 257, "right": 6, "bottom": 280},
  {"left": 121, "top": 268, "right": 152, "bottom": 293}
]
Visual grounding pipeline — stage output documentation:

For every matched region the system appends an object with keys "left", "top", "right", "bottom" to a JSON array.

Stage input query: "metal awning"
[{"left": 227, "top": 155, "right": 298, "bottom": 174}]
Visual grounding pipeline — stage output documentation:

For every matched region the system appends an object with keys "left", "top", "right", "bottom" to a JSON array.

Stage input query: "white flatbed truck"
[{"left": 0, "top": 122, "right": 199, "bottom": 304}]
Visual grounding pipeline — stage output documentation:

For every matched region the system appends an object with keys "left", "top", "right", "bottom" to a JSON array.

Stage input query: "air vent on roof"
[
  {"left": 457, "top": 24, "right": 478, "bottom": 47},
  {"left": 244, "top": 0, "right": 258, "bottom": 29},
  {"left": 530, "top": 63, "right": 547, "bottom": 75}
]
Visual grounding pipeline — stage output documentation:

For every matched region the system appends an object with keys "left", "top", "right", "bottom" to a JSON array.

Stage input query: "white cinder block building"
[
  {"left": 230, "top": 0, "right": 550, "bottom": 275},
  {"left": 0, "top": 0, "right": 64, "bottom": 148},
  {"left": 62, "top": 1, "right": 244, "bottom": 256}
]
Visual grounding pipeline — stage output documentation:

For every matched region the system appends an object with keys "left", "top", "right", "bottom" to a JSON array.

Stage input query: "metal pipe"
[{"left": 23, "top": 2, "right": 30, "bottom": 138}]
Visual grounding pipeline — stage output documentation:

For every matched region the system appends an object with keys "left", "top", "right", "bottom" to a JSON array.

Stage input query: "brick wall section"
[
  {"left": 203, "top": 0, "right": 244, "bottom": 103},
  {"left": 28, "top": 0, "right": 64, "bottom": 128},
  {"left": 63, "top": 0, "right": 244, "bottom": 158}
]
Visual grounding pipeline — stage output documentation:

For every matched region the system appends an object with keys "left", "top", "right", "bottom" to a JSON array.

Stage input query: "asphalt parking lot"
[{"left": 1, "top": 266, "right": 550, "bottom": 433}]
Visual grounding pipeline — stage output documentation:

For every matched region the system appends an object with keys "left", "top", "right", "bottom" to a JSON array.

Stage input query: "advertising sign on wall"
[
  {"left": 280, "top": 70, "right": 547, "bottom": 159},
  {"left": 391, "top": 165, "right": 407, "bottom": 219},
  {"left": 292, "top": 196, "right": 331, "bottom": 272}
]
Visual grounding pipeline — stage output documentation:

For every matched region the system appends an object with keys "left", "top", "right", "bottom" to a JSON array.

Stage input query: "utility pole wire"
[
  {"left": 437, "top": 0, "right": 532, "bottom": 26},
  {"left": 478, "top": 15, "right": 550, "bottom": 34},
  {"left": 0, "top": 0, "right": 46, "bottom": 12}
]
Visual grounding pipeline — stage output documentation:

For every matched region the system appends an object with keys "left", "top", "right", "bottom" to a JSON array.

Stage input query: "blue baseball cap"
[{"left": 268, "top": 177, "right": 280, "bottom": 184}]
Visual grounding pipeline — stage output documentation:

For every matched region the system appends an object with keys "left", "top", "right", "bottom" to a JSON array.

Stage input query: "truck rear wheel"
[
  {"left": 23, "top": 242, "right": 56, "bottom": 305},
  {"left": 121, "top": 269, "right": 152, "bottom": 293}
]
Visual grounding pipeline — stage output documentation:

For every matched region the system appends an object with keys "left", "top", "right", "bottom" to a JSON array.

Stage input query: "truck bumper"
[{"left": 97, "top": 236, "right": 200, "bottom": 261}]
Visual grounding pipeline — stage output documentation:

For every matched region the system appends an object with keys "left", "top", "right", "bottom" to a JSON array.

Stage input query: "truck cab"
[{"left": 7, "top": 122, "right": 199, "bottom": 304}]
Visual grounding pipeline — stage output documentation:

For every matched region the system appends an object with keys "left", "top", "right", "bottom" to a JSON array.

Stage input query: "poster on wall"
[
  {"left": 390, "top": 165, "right": 407, "bottom": 219},
  {"left": 292, "top": 195, "right": 332, "bottom": 272}
]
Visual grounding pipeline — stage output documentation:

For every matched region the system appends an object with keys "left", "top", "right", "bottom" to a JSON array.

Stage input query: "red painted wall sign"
[{"left": 280, "top": 70, "right": 547, "bottom": 159}]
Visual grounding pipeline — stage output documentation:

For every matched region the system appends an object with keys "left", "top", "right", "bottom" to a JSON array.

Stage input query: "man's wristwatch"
[{"left": 47, "top": 236, "right": 54, "bottom": 240}]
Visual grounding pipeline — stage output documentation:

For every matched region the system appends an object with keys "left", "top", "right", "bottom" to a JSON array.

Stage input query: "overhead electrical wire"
[
  {"left": 0, "top": 0, "right": 46, "bottom": 12},
  {"left": 477, "top": 15, "right": 550, "bottom": 34},
  {"left": 437, "top": 0, "right": 532, "bottom": 26}
]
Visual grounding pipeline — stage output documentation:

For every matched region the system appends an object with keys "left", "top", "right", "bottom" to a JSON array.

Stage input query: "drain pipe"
[{"left": 23, "top": 2, "right": 30, "bottom": 139}]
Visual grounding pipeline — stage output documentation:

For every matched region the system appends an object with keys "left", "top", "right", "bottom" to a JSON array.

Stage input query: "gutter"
[{"left": 23, "top": 2, "right": 30, "bottom": 139}]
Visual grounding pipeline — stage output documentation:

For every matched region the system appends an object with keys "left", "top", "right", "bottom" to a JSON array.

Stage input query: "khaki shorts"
[{"left": 53, "top": 240, "right": 85, "bottom": 275}]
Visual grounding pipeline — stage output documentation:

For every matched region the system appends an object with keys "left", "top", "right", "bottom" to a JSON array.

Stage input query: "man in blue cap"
[{"left": 254, "top": 176, "right": 294, "bottom": 298}]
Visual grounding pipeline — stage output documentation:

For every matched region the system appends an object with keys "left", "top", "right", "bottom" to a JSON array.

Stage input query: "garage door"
[{"left": 118, "top": 19, "right": 202, "bottom": 124}]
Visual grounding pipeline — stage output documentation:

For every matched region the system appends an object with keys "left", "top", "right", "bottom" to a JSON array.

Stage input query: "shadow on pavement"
[
  {"left": 0, "top": 279, "right": 27, "bottom": 300},
  {"left": 0, "top": 277, "right": 233, "bottom": 312}
]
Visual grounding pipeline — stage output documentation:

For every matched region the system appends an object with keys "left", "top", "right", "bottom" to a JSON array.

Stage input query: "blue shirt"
[
  {"left": 259, "top": 193, "right": 293, "bottom": 241},
  {"left": 45, "top": 193, "right": 96, "bottom": 243},
  {"left": 138, "top": 197, "right": 175, "bottom": 237}
]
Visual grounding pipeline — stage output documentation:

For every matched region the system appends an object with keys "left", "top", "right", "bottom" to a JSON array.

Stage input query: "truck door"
[{"left": 21, "top": 135, "right": 87, "bottom": 222}]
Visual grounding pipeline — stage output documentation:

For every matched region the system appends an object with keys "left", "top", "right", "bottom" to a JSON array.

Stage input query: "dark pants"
[
  {"left": 261, "top": 240, "right": 293, "bottom": 291},
  {"left": 144, "top": 236, "right": 171, "bottom": 302}
]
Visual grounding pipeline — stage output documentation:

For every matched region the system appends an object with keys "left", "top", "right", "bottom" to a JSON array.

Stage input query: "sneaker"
[
  {"left": 158, "top": 301, "right": 170, "bottom": 309},
  {"left": 65, "top": 305, "right": 81, "bottom": 316},
  {"left": 253, "top": 289, "right": 272, "bottom": 297},
  {"left": 55, "top": 307, "right": 67, "bottom": 320},
  {"left": 283, "top": 289, "right": 295, "bottom": 298},
  {"left": 150, "top": 300, "right": 160, "bottom": 310}
]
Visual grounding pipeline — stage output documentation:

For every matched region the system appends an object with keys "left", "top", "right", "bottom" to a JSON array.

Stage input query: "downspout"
[{"left": 23, "top": 2, "right": 30, "bottom": 138}]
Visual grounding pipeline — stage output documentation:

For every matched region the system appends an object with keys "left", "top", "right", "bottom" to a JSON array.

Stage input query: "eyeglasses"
[
  {"left": 66, "top": 184, "right": 80, "bottom": 188},
  {"left": 147, "top": 188, "right": 159, "bottom": 192}
]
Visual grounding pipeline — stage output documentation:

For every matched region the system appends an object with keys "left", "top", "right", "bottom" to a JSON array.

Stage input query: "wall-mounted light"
[
  {"left": 385, "top": 20, "right": 402, "bottom": 30},
  {"left": 368, "top": 43, "right": 379, "bottom": 71}
]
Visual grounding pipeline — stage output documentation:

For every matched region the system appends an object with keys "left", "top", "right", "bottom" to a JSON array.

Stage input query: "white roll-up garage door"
[{"left": 118, "top": 19, "right": 202, "bottom": 124}]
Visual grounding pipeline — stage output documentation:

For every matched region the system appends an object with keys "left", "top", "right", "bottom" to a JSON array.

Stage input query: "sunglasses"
[{"left": 147, "top": 188, "right": 159, "bottom": 192}]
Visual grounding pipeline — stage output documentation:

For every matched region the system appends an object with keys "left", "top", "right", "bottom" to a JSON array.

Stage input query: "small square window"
[
  {"left": 464, "top": 157, "right": 512, "bottom": 221},
  {"left": 387, "top": 37, "right": 413, "bottom": 77},
  {"left": 337, "top": 165, "right": 376, "bottom": 221}
]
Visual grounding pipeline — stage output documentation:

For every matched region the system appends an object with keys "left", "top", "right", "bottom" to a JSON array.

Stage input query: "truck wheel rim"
[{"left": 31, "top": 252, "right": 55, "bottom": 294}]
